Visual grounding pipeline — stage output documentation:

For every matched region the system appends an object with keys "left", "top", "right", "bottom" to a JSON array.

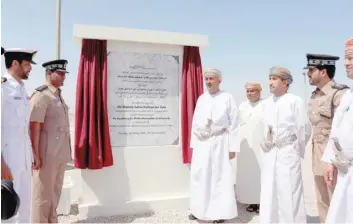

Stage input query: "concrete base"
[{"left": 78, "top": 196, "right": 189, "bottom": 220}]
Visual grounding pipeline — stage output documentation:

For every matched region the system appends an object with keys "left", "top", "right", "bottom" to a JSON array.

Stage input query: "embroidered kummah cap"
[
  {"left": 1, "top": 180, "right": 20, "bottom": 220},
  {"left": 3, "top": 48, "right": 37, "bottom": 64},
  {"left": 42, "top": 59, "right": 69, "bottom": 73},
  {"left": 269, "top": 66, "right": 293, "bottom": 85},
  {"left": 245, "top": 82, "right": 262, "bottom": 91},
  {"left": 304, "top": 53, "right": 339, "bottom": 69},
  {"left": 203, "top": 68, "right": 222, "bottom": 81}
]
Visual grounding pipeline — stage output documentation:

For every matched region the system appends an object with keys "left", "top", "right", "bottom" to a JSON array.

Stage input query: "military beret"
[
  {"left": 1, "top": 180, "right": 20, "bottom": 220},
  {"left": 304, "top": 53, "right": 339, "bottom": 69},
  {"left": 42, "top": 59, "right": 69, "bottom": 73}
]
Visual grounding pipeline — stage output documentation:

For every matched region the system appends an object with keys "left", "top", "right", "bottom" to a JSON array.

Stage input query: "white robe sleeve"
[
  {"left": 294, "top": 98, "right": 306, "bottom": 158},
  {"left": 190, "top": 97, "right": 201, "bottom": 149},
  {"left": 228, "top": 96, "right": 241, "bottom": 152}
]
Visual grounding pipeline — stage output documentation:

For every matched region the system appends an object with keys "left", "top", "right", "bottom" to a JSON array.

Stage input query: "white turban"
[
  {"left": 269, "top": 66, "right": 293, "bottom": 85},
  {"left": 203, "top": 68, "right": 222, "bottom": 81}
]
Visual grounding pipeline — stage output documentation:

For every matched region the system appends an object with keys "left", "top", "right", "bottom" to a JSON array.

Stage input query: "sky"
[{"left": 1, "top": 0, "right": 353, "bottom": 113}]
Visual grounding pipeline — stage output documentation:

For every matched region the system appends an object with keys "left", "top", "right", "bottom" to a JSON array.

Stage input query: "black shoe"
[
  {"left": 188, "top": 214, "right": 197, "bottom": 220},
  {"left": 213, "top": 220, "right": 225, "bottom": 223}
]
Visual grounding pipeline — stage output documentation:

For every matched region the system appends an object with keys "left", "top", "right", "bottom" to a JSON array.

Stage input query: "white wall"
[{"left": 77, "top": 40, "right": 191, "bottom": 220}]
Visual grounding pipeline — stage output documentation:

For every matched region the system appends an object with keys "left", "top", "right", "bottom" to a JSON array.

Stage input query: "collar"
[
  {"left": 46, "top": 83, "right": 61, "bottom": 94},
  {"left": 3, "top": 72, "right": 24, "bottom": 88},
  {"left": 318, "top": 80, "right": 334, "bottom": 95}
]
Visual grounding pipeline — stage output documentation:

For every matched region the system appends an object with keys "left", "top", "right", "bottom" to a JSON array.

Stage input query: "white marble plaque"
[{"left": 107, "top": 50, "right": 180, "bottom": 147}]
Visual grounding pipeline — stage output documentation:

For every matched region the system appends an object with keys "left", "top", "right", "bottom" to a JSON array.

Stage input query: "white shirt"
[
  {"left": 1, "top": 72, "right": 33, "bottom": 172},
  {"left": 322, "top": 86, "right": 353, "bottom": 162}
]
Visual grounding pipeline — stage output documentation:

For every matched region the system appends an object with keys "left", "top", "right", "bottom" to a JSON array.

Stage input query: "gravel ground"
[
  {"left": 58, "top": 201, "right": 319, "bottom": 223},
  {"left": 59, "top": 141, "right": 321, "bottom": 223}
]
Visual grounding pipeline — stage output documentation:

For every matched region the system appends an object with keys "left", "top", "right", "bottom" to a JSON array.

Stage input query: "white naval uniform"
[
  {"left": 235, "top": 99, "right": 265, "bottom": 204},
  {"left": 259, "top": 93, "right": 307, "bottom": 223},
  {"left": 321, "top": 86, "right": 353, "bottom": 224},
  {"left": 190, "top": 90, "right": 240, "bottom": 221},
  {"left": 1, "top": 73, "right": 33, "bottom": 223}
]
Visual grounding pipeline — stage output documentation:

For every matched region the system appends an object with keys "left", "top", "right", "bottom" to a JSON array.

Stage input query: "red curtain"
[
  {"left": 74, "top": 39, "right": 113, "bottom": 169},
  {"left": 181, "top": 46, "right": 204, "bottom": 164}
]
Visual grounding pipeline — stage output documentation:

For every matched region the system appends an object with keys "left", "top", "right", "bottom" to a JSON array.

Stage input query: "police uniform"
[
  {"left": 305, "top": 54, "right": 349, "bottom": 222},
  {"left": 30, "top": 60, "right": 72, "bottom": 223},
  {"left": 1, "top": 48, "right": 37, "bottom": 223}
]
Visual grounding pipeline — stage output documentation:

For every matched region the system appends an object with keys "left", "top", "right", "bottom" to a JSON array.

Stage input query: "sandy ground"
[{"left": 59, "top": 143, "right": 320, "bottom": 223}]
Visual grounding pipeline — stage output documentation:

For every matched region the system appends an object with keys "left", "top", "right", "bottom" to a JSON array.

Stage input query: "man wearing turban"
[
  {"left": 259, "top": 67, "right": 307, "bottom": 223},
  {"left": 322, "top": 38, "right": 353, "bottom": 223},
  {"left": 235, "top": 82, "right": 265, "bottom": 214},
  {"left": 189, "top": 68, "right": 240, "bottom": 223}
]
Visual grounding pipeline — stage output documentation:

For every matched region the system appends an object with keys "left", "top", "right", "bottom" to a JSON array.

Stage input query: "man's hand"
[
  {"left": 324, "top": 164, "right": 337, "bottom": 188},
  {"left": 1, "top": 162, "right": 13, "bottom": 180},
  {"left": 229, "top": 152, "right": 236, "bottom": 160},
  {"left": 32, "top": 155, "right": 41, "bottom": 170}
]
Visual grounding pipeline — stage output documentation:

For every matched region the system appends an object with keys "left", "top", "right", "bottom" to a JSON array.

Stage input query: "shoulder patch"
[
  {"left": 35, "top": 85, "right": 48, "bottom": 92},
  {"left": 332, "top": 83, "right": 349, "bottom": 90},
  {"left": 1, "top": 77, "right": 7, "bottom": 83}
]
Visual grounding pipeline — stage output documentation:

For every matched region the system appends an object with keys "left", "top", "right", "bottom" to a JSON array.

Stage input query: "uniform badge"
[{"left": 52, "top": 98, "right": 60, "bottom": 104}]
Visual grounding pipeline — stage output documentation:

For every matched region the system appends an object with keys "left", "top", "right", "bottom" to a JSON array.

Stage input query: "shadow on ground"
[{"left": 307, "top": 215, "right": 320, "bottom": 223}]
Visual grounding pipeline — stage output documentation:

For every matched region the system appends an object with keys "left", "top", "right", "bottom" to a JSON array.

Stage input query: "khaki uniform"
[
  {"left": 30, "top": 84, "right": 72, "bottom": 223},
  {"left": 308, "top": 80, "right": 348, "bottom": 222}
]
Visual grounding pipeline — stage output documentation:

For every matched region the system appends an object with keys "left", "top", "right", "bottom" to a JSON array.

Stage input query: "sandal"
[
  {"left": 246, "top": 204, "right": 256, "bottom": 212},
  {"left": 255, "top": 205, "right": 260, "bottom": 214}
]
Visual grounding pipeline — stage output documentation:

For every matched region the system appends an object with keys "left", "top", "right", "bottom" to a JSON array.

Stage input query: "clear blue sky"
[{"left": 2, "top": 0, "right": 353, "bottom": 111}]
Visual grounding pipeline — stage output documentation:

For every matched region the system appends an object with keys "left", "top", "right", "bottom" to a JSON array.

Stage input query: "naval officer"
[{"left": 1, "top": 48, "right": 37, "bottom": 223}]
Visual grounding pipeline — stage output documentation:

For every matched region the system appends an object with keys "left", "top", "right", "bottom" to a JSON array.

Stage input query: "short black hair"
[
  {"left": 316, "top": 65, "right": 336, "bottom": 79},
  {"left": 5, "top": 58, "right": 24, "bottom": 69}
]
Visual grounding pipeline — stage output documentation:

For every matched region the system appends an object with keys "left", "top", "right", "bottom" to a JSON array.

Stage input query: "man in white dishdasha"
[
  {"left": 259, "top": 67, "right": 307, "bottom": 223},
  {"left": 189, "top": 68, "right": 240, "bottom": 223},
  {"left": 322, "top": 37, "right": 353, "bottom": 224}
]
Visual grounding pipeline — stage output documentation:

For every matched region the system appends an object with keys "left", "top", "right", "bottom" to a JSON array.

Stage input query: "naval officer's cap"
[
  {"left": 1, "top": 47, "right": 4, "bottom": 55},
  {"left": 3, "top": 48, "right": 37, "bottom": 64},
  {"left": 1, "top": 180, "right": 20, "bottom": 220},
  {"left": 304, "top": 54, "right": 339, "bottom": 69},
  {"left": 42, "top": 59, "right": 69, "bottom": 73}
]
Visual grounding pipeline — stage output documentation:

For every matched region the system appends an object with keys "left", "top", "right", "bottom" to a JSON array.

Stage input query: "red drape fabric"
[
  {"left": 74, "top": 39, "right": 113, "bottom": 169},
  {"left": 181, "top": 46, "right": 204, "bottom": 164}
]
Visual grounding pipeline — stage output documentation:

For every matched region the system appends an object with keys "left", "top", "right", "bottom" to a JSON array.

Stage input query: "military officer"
[
  {"left": 29, "top": 59, "right": 72, "bottom": 223},
  {"left": 305, "top": 53, "right": 349, "bottom": 223},
  {"left": 1, "top": 48, "right": 37, "bottom": 223}
]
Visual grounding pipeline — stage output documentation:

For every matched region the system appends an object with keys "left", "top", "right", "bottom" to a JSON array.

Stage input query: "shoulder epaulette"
[
  {"left": 311, "top": 88, "right": 318, "bottom": 96},
  {"left": 1, "top": 77, "right": 7, "bottom": 83},
  {"left": 35, "top": 85, "right": 48, "bottom": 92},
  {"left": 332, "top": 83, "right": 349, "bottom": 90}
]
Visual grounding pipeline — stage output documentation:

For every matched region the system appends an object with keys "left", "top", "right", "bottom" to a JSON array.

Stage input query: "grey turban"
[{"left": 269, "top": 66, "right": 293, "bottom": 85}]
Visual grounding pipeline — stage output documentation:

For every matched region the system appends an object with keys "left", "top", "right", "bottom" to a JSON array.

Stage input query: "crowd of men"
[
  {"left": 189, "top": 38, "right": 353, "bottom": 224},
  {"left": 1, "top": 38, "right": 352, "bottom": 224},
  {"left": 1, "top": 47, "right": 71, "bottom": 223}
]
